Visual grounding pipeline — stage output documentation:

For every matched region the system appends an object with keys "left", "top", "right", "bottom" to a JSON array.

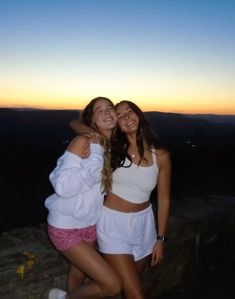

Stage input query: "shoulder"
[
  {"left": 154, "top": 148, "right": 171, "bottom": 168},
  {"left": 67, "top": 135, "right": 90, "bottom": 152},
  {"left": 155, "top": 148, "right": 169, "bottom": 156}
]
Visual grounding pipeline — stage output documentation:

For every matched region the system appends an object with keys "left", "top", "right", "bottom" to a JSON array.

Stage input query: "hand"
[
  {"left": 75, "top": 140, "right": 90, "bottom": 159},
  {"left": 67, "top": 135, "right": 91, "bottom": 158},
  {"left": 151, "top": 241, "right": 164, "bottom": 266},
  {"left": 89, "top": 133, "right": 103, "bottom": 144},
  {"left": 81, "top": 143, "right": 90, "bottom": 159}
]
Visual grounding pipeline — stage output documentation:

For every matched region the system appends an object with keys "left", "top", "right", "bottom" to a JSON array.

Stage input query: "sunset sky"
[{"left": 0, "top": 0, "right": 234, "bottom": 114}]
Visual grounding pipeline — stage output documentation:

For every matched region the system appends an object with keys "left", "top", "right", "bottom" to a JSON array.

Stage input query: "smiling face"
[
  {"left": 92, "top": 98, "right": 117, "bottom": 135},
  {"left": 116, "top": 102, "right": 139, "bottom": 134}
]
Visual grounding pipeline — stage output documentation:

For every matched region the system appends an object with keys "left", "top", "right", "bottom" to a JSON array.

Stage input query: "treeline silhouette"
[{"left": 1, "top": 108, "right": 235, "bottom": 233}]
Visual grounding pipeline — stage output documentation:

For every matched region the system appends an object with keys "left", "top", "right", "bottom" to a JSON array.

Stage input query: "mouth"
[
  {"left": 126, "top": 120, "right": 135, "bottom": 128},
  {"left": 103, "top": 116, "right": 116, "bottom": 126},
  {"left": 104, "top": 117, "right": 114, "bottom": 122}
]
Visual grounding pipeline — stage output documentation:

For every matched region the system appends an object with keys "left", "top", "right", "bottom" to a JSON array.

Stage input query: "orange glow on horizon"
[{"left": 1, "top": 97, "right": 234, "bottom": 115}]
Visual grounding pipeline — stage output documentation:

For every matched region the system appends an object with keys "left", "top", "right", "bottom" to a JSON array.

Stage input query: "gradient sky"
[{"left": 0, "top": 0, "right": 234, "bottom": 114}]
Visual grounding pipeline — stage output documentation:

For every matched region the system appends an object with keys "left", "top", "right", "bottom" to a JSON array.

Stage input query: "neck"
[
  {"left": 100, "top": 129, "right": 112, "bottom": 140},
  {"left": 126, "top": 132, "right": 137, "bottom": 144}
]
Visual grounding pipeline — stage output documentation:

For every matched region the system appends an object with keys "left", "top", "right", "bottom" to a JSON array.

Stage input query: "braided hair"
[{"left": 81, "top": 97, "right": 115, "bottom": 193}]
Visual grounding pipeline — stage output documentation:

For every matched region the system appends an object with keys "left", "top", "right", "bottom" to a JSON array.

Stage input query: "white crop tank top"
[{"left": 111, "top": 150, "right": 159, "bottom": 203}]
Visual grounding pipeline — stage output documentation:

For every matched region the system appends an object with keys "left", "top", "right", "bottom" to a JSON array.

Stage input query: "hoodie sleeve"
[{"left": 49, "top": 143, "right": 104, "bottom": 197}]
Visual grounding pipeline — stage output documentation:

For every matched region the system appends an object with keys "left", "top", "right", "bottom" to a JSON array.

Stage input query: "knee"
[
  {"left": 123, "top": 287, "right": 145, "bottom": 299},
  {"left": 67, "top": 269, "right": 85, "bottom": 291},
  {"left": 102, "top": 276, "right": 122, "bottom": 297},
  {"left": 110, "top": 279, "right": 122, "bottom": 296}
]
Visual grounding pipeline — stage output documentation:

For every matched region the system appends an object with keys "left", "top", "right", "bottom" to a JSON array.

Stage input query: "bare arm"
[
  {"left": 67, "top": 135, "right": 90, "bottom": 157},
  {"left": 156, "top": 150, "right": 171, "bottom": 237},
  {"left": 151, "top": 149, "right": 171, "bottom": 265},
  {"left": 70, "top": 119, "right": 96, "bottom": 135}
]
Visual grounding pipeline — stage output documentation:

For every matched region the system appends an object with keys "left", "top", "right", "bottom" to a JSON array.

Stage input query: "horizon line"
[{"left": 1, "top": 106, "right": 235, "bottom": 117}]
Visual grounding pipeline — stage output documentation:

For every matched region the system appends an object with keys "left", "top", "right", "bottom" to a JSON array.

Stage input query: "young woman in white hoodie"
[{"left": 45, "top": 97, "right": 121, "bottom": 299}]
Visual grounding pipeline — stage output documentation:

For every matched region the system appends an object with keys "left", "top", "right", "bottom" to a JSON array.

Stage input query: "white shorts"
[{"left": 97, "top": 204, "right": 157, "bottom": 261}]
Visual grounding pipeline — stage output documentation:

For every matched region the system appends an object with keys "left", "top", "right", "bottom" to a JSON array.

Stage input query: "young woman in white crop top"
[
  {"left": 45, "top": 97, "right": 122, "bottom": 299},
  {"left": 96, "top": 100, "right": 171, "bottom": 299},
  {"left": 70, "top": 100, "right": 171, "bottom": 299}
]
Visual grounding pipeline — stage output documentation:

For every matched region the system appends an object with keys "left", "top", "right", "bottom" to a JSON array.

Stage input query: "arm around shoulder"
[{"left": 70, "top": 119, "right": 96, "bottom": 135}]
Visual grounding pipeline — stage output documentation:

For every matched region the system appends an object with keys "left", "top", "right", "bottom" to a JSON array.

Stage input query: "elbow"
[
  {"left": 54, "top": 184, "right": 73, "bottom": 197},
  {"left": 51, "top": 178, "right": 78, "bottom": 197}
]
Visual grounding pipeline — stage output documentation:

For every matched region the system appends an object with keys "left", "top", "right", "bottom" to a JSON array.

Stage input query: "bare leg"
[
  {"left": 67, "top": 264, "right": 86, "bottom": 291},
  {"left": 67, "top": 241, "right": 97, "bottom": 291},
  {"left": 62, "top": 241, "right": 122, "bottom": 299},
  {"left": 103, "top": 254, "right": 148, "bottom": 299},
  {"left": 136, "top": 256, "right": 150, "bottom": 297},
  {"left": 136, "top": 256, "right": 149, "bottom": 276}
]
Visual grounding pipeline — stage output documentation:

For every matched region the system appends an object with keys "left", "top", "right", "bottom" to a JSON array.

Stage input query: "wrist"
[{"left": 157, "top": 235, "right": 168, "bottom": 244}]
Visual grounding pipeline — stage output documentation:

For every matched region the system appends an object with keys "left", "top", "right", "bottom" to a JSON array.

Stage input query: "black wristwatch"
[{"left": 157, "top": 235, "right": 168, "bottom": 243}]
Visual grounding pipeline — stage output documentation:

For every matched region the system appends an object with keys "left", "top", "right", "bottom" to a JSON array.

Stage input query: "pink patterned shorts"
[{"left": 47, "top": 224, "right": 97, "bottom": 251}]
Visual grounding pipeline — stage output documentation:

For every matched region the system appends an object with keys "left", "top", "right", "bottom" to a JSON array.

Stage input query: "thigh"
[
  {"left": 62, "top": 241, "right": 120, "bottom": 287},
  {"left": 136, "top": 256, "right": 149, "bottom": 276},
  {"left": 103, "top": 253, "right": 145, "bottom": 299}
]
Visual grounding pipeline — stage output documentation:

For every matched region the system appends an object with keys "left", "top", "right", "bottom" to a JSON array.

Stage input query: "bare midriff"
[{"left": 104, "top": 192, "right": 150, "bottom": 213}]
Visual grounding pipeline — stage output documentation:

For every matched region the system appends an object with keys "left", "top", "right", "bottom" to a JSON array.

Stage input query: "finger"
[
  {"left": 82, "top": 148, "right": 90, "bottom": 158},
  {"left": 91, "top": 134, "right": 101, "bottom": 144},
  {"left": 151, "top": 255, "right": 164, "bottom": 266},
  {"left": 84, "top": 150, "right": 90, "bottom": 158},
  {"left": 151, "top": 254, "right": 157, "bottom": 266},
  {"left": 90, "top": 135, "right": 97, "bottom": 143},
  {"left": 151, "top": 259, "right": 157, "bottom": 266}
]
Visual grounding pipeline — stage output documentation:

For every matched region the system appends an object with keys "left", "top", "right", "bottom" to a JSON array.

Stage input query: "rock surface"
[{"left": 0, "top": 195, "right": 234, "bottom": 299}]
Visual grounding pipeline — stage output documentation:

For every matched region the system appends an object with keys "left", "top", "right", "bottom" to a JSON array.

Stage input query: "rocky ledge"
[{"left": 0, "top": 195, "right": 235, "bottom": 299}]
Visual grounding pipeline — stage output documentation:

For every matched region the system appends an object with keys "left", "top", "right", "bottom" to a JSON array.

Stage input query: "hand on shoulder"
[
  {"left": 89, "top": 133, "right": 103, "bottom": 144},
  {"left": 67, "top": 135, "right": 90, "bottom": 158}
]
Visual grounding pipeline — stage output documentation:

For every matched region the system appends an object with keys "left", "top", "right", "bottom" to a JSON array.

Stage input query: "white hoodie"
[{"left": 45, "top": 143, "right": 104, "bottom": 229}]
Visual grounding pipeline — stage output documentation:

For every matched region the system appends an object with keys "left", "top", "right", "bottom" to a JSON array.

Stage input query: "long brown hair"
[
  {"left": 111, "top": 100, "right": 164, "bottom": 170},
  {"left": 81, "top": 97, "right": 115, "bottom": 193}
]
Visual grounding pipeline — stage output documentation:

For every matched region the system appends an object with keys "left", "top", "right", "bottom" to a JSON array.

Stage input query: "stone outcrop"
[{"left": 0, "top": 195, "right": 234, "bottom": 299}]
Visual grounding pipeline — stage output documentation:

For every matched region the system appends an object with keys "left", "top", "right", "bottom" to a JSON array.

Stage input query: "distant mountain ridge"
[
  {"left": 2, "top": 107, "right": 235, "bottom": 123},
  {"left": 1, "top": 108, "right": 235, "bottom": 149},
  {"left": 183, "top": 113, "right": 235, "bottom": 125}
]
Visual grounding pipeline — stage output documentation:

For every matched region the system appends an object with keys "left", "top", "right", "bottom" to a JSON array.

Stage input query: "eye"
[
  {"left": 107, "top": 106, "right": 115, "bottom": 112},
  {"left": 127, "top": 108, "right": 134, "bottom": 115},
  {"left": 117, "top": 114, "right": 124, "bottom": 121}
]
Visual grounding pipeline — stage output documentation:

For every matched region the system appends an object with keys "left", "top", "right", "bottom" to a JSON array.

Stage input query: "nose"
[
  {"left": 124, "top": 112, "right": 129, "bottom": 120},
  {"left": 104, "top": 109, "right": 111, "bottom": 115}
]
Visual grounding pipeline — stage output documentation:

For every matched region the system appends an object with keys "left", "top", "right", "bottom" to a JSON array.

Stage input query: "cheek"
[
  {"left": 117, "top": 120, "right": 126, "bottom": 131},
  {"left": 112, "top": 113, "right": 118, "bottom": 123},
  {"left": 117, "top": 119, "right": 122, "bottom": 126},
  {"left": 93, "top": 115, "right": 102, "bottom": 126}
]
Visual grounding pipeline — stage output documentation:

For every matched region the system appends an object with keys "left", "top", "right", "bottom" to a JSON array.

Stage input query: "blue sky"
[{"left": 0, "top": 0, "right": 234, "bottom": 113}]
